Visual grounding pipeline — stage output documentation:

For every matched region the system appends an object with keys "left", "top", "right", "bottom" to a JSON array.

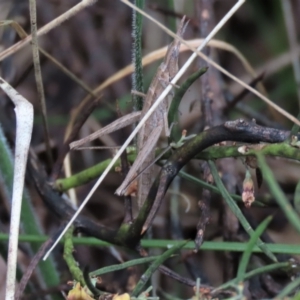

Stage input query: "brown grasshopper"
[
  {"left": 70, "top": 17, "right": 188, "bottom": 208},
  {"left": 116, "top": 17, "right": 188, "bottom": 207}
]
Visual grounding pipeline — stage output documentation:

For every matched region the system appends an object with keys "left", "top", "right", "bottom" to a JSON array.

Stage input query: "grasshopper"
[
  {"left": 116, "top": 17, "right": 187, "bottom": 207},
  {"left": 71, "top": 17, "right": 187, "bottom": 208}
]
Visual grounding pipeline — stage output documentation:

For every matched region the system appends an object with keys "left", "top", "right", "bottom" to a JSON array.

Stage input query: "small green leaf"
[
  {"left": 236, "top": 216, "right": 272, "bottom": 282},
  {"left": 257, "top": 153, "right": 300, "bottom": 234},
  {"left": 132, "top": 240, "right": 188, "bottom": 297}
]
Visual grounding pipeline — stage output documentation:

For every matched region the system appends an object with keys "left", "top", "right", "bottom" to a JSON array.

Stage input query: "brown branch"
[{"left": 127, "top": 119, "right": 299, "bottom": 244}]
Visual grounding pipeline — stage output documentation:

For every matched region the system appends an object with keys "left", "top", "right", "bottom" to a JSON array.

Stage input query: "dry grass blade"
[
  {"left": 0, "top": 78, "right": 34, "bottom": 300},
  {"left": 70, "top": 111, "right": 141, "bottom": 150},
  {"left": 43, "top": 0, "right": 246, "bottom": 260}
]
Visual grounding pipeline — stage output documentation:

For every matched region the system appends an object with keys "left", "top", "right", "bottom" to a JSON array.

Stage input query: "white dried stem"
[
  {"left": 0, "top": 78, "right": 33, "bottom": 300},
  {"left": 43, "top": 0, "right": 246, "bottom": 260}
]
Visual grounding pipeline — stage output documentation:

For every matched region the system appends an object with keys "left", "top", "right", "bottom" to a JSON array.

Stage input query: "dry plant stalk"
[
  {"left": 115, "top": 17, "right": 187, "bottom": 208},
  {"left": 29, "top": 0, "right": 53, "bottom": 166}
]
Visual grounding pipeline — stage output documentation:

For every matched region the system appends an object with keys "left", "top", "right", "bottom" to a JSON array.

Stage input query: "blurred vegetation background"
[{"left": 0, "top": 0, "right": 300, "bottom": 299}]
